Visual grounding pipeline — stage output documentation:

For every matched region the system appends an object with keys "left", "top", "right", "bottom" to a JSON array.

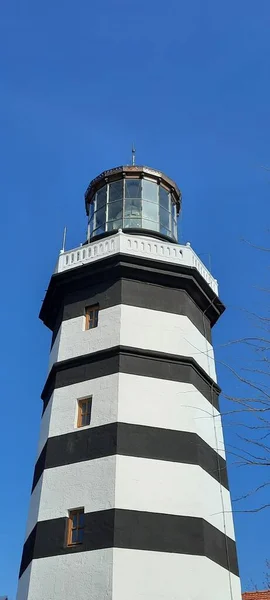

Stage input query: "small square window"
[
  {"left": 77, "top": 397, "right": 92, "bottom": 428},
  {"left": 67, "top": 508, "right": 85, "bottom": 546},
  {"left": 85, "top": 304, "right": 99, "bottom": 330}
]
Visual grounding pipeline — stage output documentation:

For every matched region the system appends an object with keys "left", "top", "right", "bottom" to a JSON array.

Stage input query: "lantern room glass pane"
[
  {"left": 89, "top": 215, "right": 94, "bottom": 235},
  {"left": 142, "top": 218, "right": 159, "bottom": 231},
  {"left": 95, "top": 206, "right": 106, "bottom": 228},
  {"left": 93, "top": 225, "right": 105, "bottom": 236},
  {"left": 160, "top": 206, "right": 170, "bottom": 229},
  {"left": 125, "top": 179, "right": 141, "bottom": 198},
  {"left": 159, "top": 186, "right": 169, "bottom": 210},
  {"left": 143, "top": 179, "right": 158, "bottom": 203},
  {"left": 107, "top": 218, "right": 122, "bottom": 232},
  {"left": 142, "top": 200, "right": 158, "bottom": 222},
  {"left": 89, "top": 202, "right": 94, "bottom": 220},
  {"left": 125, "top": 197, "right": 141, "bottom": 217},
  {"left": 96, "top": 186, "right": 107, "bottom": 210},
  {"left": 108, "top": 200, "right": 123, "bottom": 221},
  {"left": 172, "top": 218, "right": 177, "bottom": 239},
  {"left": 124, "top": 217, "right": 142, "bottom": 228},
  {"left": 161, "top": 226, "right": 170, "bottom": 237},
  {"left": 109, "top": 180, "right": 123, "bottom": 203}
]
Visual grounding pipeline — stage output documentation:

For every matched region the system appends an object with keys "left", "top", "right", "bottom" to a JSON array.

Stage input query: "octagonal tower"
[{"left": 16, "top": 164, "right": 242, "bottom": 600}]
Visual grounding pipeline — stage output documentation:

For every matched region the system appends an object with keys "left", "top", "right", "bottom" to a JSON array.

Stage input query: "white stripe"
[
  {"left": 26, "top": 457, "right": 234, "bottom": 540},
  {"left": 17, "top": 551, "right": 241, "bottom": 600},
  {"left": 49, "top": 305, "right": 216, "bottom": 380},
  {"left": 39, "top": 374, "right": 224, "bottom": 459},
  {"left": 113, "top": 549, "right": 241, "bottom": 600},
  {"left": 16, "top": 549, "right": 114, "bottom": 600}
]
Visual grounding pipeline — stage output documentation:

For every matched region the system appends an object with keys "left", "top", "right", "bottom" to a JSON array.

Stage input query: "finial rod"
[
  {"left": 132, "top": 143, "right": 136, "bottom": 166},
  {"left": 60, "top": 226, "right": 67, "bottom": 253}
]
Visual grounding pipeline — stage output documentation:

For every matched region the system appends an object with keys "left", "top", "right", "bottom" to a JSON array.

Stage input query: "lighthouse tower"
[{"left": 17, "top": 164, "right": 242, "bottom": 600}]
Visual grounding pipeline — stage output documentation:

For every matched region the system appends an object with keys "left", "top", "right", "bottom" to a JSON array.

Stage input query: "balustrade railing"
[{"left": 55, "top": 231, "right": 218, "bottom": 294}]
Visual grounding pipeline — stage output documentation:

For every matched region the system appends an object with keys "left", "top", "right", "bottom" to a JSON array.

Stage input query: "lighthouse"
[{"left": 17, "top": 164, "right": 242, "bottom": 600}]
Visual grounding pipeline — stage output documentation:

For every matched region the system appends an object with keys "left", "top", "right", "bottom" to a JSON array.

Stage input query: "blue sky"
[{"left": 1, "top": 1, "right": 270, "bottom": 597}]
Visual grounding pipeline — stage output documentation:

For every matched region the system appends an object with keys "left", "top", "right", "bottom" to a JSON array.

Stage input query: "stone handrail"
[{"left": 55, "top": 231, "right": 218, "bottom": 295}]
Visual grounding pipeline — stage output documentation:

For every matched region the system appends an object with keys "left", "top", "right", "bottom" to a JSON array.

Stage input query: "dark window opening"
[
  {"left": 77, "top": 397, "right": 92, "bottom": 428},
  {"left": 67, "top": 508, "right": 85, "bottom": 546},
  {"left": 85, "top": 304, "right": 99, "bottom": 330}
]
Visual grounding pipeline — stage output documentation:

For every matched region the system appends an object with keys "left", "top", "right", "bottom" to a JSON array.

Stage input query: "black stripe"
[
  {"left": 42, "top": 346, "right": 220, "bottom": 412},
  {"left": 40, "top": 253, "right": 225, "bottom": 333},
  {"left": 19, "top": 509, "right": 238, "bottom": 578},
  {"left": 51, "top": 279, "right": 212, "bottom": 345},
  {"left": 32, "top": 423, "right": 228, "bottom": 492}
]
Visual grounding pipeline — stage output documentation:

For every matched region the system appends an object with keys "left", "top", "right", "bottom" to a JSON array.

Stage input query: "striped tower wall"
[{"left": 17, "top": 240, "right": 242, "bottom": 600}]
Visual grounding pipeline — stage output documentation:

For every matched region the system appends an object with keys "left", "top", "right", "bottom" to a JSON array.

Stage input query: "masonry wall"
[{"left": 17, "top": 254, "right": 241, "bottom": 600}]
